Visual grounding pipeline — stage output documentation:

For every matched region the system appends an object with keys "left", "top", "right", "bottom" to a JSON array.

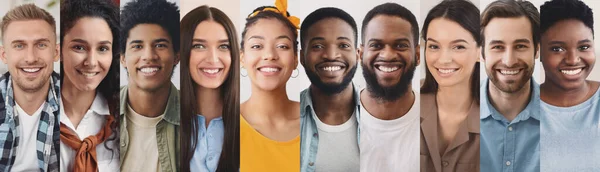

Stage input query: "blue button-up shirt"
[
  {"left": 300, "top": 84, "right": 360, "bottom": 172},
  {"left": 190, "top": 115, "right": 224, "bottom": 172},
  {"left": 480, "top": 79, "right": 540, "bottom": 172}
]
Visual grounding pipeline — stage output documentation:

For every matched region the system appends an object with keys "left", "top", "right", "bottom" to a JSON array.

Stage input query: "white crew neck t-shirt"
[{"left": 11, "top": 102, "right": 45, "bottom": 172}]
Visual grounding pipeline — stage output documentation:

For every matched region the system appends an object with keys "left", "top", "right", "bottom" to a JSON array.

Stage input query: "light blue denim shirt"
[
  {"left": 190, "top": 115, "right": 224, "bottom": 172},
  {"left": 480, "top": 79, "right": 540, "bottom": 172},
  {"left": 541, "top": 84, "right": 600, "bottom": 172},
  {"left": 300, "top": 84, "right": 360, "bottom": 172}
]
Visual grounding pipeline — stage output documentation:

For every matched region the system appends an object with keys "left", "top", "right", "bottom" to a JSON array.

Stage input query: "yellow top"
[{"left": 240, "top": 115, "right": 300, "bottom": 172}]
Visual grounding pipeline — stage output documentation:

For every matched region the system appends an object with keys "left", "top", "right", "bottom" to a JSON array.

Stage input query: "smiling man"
[
  {"left": 539, "top": 0, "right": 600, "bottom": 171},
  {"left": 0, "top": 4, "right": 60, "bottom": 172},
  {"left": 358, "top": 3, "right": 420, "bottom": 172},
  {"left": 119, "top": 0, "right": 180, "bottom": 171},
  {"left": 299, "top": 7, "right": 360, "bottom": 172},
  {"left": 479, "top": 0, "right": 541, "bottom": 171}
]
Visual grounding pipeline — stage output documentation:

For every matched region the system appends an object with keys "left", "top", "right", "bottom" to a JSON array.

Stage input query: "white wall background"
[
  {"left": 240, "top": 0, "right": 420, "bottom": 102},
  {"left": 119, "top": 0, "right": 181, "bottom": 89},
  {"left": 0, "top": 0, "right": 60, "bottom": 75}
]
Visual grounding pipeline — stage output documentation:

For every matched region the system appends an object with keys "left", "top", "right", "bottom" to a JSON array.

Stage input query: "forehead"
[
  {"left": 246, "top": 18, "right": 294, "bottom": 40},
  {"left": 2, "top": 19, "right": 55, "bottom": 43},
  {"left": 364, "top": 15, "right": 412, "bottom": 42},
  {"left": 127, "top": 23, "right": 171, "bottom": 43},
  {"left": 542, "top": 19, "right": 593, "bottom": 43},
  {"left": 427, "top": 18, "right": 475, "bottom": 43},
  {"left": 194, "top": 20, "right": 228, "bottom": 40},
  {"left": 65, "top": 17, "right": 112, "bottom": 40},
  {"left": 484, "top": 16, "right": 532, "bottom": 43},
  {"left": 306, "top": 18, "right": 354, "bottom": 40}
]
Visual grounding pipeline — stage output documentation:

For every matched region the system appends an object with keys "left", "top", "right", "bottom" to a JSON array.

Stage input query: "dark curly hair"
[
  {"left": 60, "top": 0, "right": 120, "bottom": 156},
  {"left": 540, "top": 0, "right": 594, "bottom": 35},
  {"left": 240, "top": 6, "right": 298, "bottom": 54},
  {"left": 120, "top": 0, "right": 180, "bottom": 54}
]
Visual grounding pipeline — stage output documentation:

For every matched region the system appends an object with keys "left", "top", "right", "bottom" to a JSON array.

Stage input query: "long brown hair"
[
  {"left": 420, "top": 0, "right": 480, "bottom": 104},
  {"left": 180, "top": 5, "right": 240, "bottom": 172}
]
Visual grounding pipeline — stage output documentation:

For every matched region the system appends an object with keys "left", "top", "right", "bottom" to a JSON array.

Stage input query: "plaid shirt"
[{"left": 0, "top": 72, "right": 60, "bottom": 172}]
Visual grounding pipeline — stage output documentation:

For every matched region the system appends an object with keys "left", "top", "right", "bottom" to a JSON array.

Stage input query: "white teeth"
[
  {"left": 259, "top": 67, "right": 279, "bottom": 73},
  {"left": 500, "top": 70, "right": 520, "bottom": 75},
  {"left": 377, "top": 66, "right": 399, "bottom": 73},
  {"left": 323, "top": 66, "right": 342, "bottom": 72},
  {"left": 561, "top": 68, "right": 582, "bottom": 75},
  {"left": 22, "top": 68, "right": 41, "bottom": 73},
  {"left": 139, "top": 67, "right": 159, "bottom": 73},
  {"left": 81, "top": 72, "right": 98, "bottom": 77},
  {"left": 438, "top": 68, "right": 457, "bottom": 74},
  {"left": 202, "top": 69, "right": 220, "bottom": 74}
]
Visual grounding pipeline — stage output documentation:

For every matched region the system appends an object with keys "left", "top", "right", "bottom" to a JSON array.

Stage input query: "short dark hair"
[
  {"left": 420, "top": 0, "right": 480, "bottom": 104},
  {"left": 120, "top": 0, "right": 180, "bottom": 54},
  {"left": 481, "top": 0, "right": 540, "bottom": 58},
  {"left": 540, "top": 0, "right": 594, "bottom": 35},
  {"left": 361, "top": 3, "right": 419, "bottom": 47},
  {"left": 300, "top": 7, "right": 358, "bottom": 49},
  {"left": 241, "top": 6, "right": 299, "bottom": 54}
]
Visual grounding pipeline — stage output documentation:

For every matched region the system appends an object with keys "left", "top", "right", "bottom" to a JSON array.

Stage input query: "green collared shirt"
[{"left": 119, "top": 83, "right": 180, "bottom": 172}]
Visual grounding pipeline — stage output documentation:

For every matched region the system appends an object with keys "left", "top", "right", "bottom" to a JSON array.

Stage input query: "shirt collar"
[
  {"left": 301, "top": 83, "right": 360, "bottom": 117},
  {"left": 119, "top": 82, "right": 180, "bottom": 125},
  {"left": 480, "top": 78, "right": 541, "bottom": 121}
]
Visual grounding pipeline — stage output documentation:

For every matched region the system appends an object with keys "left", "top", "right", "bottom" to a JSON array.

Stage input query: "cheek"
[
  {"left": 99, "top": 55, "right": 113, "bottom": 71},
  {"left": 425, "top": 52, "right": 438, "bottom": 67},
  {"left": 189, "top": 51, "right": 204, "bottom": 68}
]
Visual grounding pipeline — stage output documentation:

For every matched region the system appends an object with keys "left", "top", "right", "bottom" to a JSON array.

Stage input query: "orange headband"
[{"left": 248, "top": 0, "right": 300, "bottom": 29}]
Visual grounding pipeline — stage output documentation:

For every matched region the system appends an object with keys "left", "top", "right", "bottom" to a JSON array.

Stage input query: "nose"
[
  {"left": 501, "top": 48, "right": 517, "bottom": 67},
  {"left": 379, "top": 45, "right": 398, "bottom": 60},
  {"left": 262, "top": 46, "right": 279, "bottom": 61},
  {"left": 24, "top": 46, "right": 38, "bottom": 64},
  {"left": 141, "top": 45, "right": 158, "bottom": 61},
  {"left": 323, "top": 45, "right": 341, "bottom": 60},
  {"left": 84, "top": 50, "right": 99, "bottom": 67},
  {"left": 564, "top": 49, "right": 580, "bottom": 65},
  {"left": 438, "top": 49, "right": 453, "bottom": 64},
  {"left": 208, "top": 48, "right": 220, "bottom": 63}
]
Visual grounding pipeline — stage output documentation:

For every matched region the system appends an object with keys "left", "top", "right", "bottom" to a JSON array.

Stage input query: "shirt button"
[
  {"left": 508, "top": 126, "right": 513, "bottom": 131},
  {"left": 506, "top": 161, "right": 511, "bottom": 166},
  {"left": 313, "top": 133, "right": 318, "bottom": 138},
  {"left": 309, "top": 162, "right": 314, "bottom": 166},
  {"left": 442, "top": 161, "right": 449, "bottom": 167}
]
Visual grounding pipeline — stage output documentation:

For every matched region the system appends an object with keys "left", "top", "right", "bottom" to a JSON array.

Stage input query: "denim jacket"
[{"left": 300, "top": 84, "right": 360, "bottom": 172}]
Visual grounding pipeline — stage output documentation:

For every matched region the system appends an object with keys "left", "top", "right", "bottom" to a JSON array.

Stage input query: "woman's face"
[
  {"left": 189, "top": 20, "right": 232, "bottom": 89},
  {"left": 425, "top": 18, "right": 479, "bottom": 88},
  {"left": 241, "top": 18, "right": 297, "bottom": 91},
  {"left": 541, "top": 19, "right": 595, "bottom": 90},
  {"left": 62, "top": 17, "right": 113, "bottom": 91}
]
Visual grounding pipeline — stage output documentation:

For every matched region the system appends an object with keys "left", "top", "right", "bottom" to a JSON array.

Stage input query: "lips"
[
  {"left": 374, "top": 62, "right": 403, "bottom": 73},
  {"left": 22, "top": 68, "right": 41, "bottom": 73},
  {"left": 437, "top": 68, "right": 458, "bottom": 74},
  {"left": 138, "top": 66, "right": 160, "bottom": 73},
  {"left": 560, "top": 68, "right": 583, "bottom": 75},
  {"left": 323, "top": 66, "right": 342, "bottom": 72},
  {"left": 78, "top": 69, "right": 100, "bottom": 77},
  {"left": 498, "top": 69, "right": 521, "bottom": 75},
  {"left": 258, "top": 66, "right": 281, "bottom": 73}
]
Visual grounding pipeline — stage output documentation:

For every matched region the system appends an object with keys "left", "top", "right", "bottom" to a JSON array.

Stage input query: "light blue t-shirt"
[
  {"left": 190, "top": 115, "right": 224, "bottom": 172},
  {"left": 541, "top": 88, "right": 600, "bottom": 172}
]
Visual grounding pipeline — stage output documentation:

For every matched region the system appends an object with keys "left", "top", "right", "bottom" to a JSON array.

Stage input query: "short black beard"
[
  {"left": 361, "top": 61, "right": 416, "bottom": 102},
  {"left": 305, "top": 64, "right": 358, "bottom": 96}
]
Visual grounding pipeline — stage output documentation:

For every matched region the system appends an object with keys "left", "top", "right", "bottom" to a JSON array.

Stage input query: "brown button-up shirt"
[{"left": 420, "top": 93, "right": 480, "bottom": 172}]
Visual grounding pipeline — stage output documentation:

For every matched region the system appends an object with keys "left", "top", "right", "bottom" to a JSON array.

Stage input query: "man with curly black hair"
[{"left": 118, "top": 0, "right": 180, "bottom": 171}]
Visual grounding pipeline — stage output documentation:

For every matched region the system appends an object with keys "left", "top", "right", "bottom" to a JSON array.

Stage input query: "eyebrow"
[
  {"left": 71, "top": 39, "right": 112, "bottom": 45},
  {"left": 153, "top": 38, "right": 170, "bottom": 44},
  {"left": 428, "top": 38, "right": 468, "bottom": 44},
  {"left": 193, "top": 39, "right": 229, "bottom": 43},
  {"left": 578, "top": 39, "right": 592, "bottom": 44},
  {"left": 11, "top": 38, "right": 51, "bottom": 44},
  {"left": 369, "top": 38, "right": 410, "bottom": 43}
]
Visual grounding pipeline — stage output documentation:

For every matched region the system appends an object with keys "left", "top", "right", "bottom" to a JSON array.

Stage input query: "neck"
[
  {"left": 488, "top": 79, "right": 531, "bottom": 121},
  {"left": 310, "top": 84, "right": 355, "bottom": 125},
  {"left": 196, "top": 86, "right": 223, "bottom": 127},
  {"left": 127, "top": 83, "right": 171, "bottom": 117},
  {"left": 361, "top": 84, "right": 415, "bottom": 120},
  {"left": 541, "top": 79, "right": 592, "bottom": 107},
  {"left": 61, "top": 78, "right": 96, "bottom": 128},
  {"left": 437, "top": 81, "right": 472, "bottom": 115},
  {"left": 243, "top": 84, "right": 293, "bottom": 120},
  {"left": 13, "top": 79, "right": 50, "bottom": 115}
]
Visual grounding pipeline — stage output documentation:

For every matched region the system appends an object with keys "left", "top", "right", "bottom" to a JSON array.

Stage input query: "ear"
[
  {"left": 240, "top": 51, "right": 245, "bottom": 68},
  {"left": 120, "top": 54, "right": 126, "bottom": 67},
  {"left": 415, "top": 44, "right": 421, "bottom": 66},
  {"left": 53, "top": 43, "right": 60, "bottom": 62},
  {"left": 358, "top": 43, "right": 364, "bottom": 61},
  {"left": 0, "top": 46, "right": 7, "bottom": 64},
  {"left": 294, "top": 54, "right": 299, "bottom": 69},
  {"left": 535, "top": 43, "right": 540, "bottom": 60},
  {"left": 477, "top": 46, "right": 482, "bottom": 62},
  {"left": 174, "top": 52, "right": 180, "bottom": 66},
  {"left": 300, "top": 49, "right": 305, "bottom": 67}
]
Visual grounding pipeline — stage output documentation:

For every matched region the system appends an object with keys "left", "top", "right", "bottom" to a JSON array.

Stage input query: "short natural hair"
[
  {"left": 1, "top": 3, "right": 56, "bottom": 40},
  {"left": 540, "top": 0, "right": 593, "bottom": 35},
  {"left": 481, "top": 0, "right": 540, "bottom": 58},
  {"left": 362, "top": 3, "right": 419, "bottom": 47}
]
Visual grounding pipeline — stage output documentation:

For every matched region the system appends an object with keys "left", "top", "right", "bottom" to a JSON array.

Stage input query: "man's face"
[
  {"left": 484, "top": 16, "right": 536, "bottom": 93},
  {"left": 360, "top": 15, "right": 419, "bottom": 101},
  {"left": 301, "top": 17, "right": 358, "bottom": 95},
  {"left": 540, "top": 19, "right": 595, "bottom": 90},
  {"left": 120, "top": 24, "right": 179, "bottom": 93},
  {"left": 1, "top": 20, "right": 59, "bottom": 93}
]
